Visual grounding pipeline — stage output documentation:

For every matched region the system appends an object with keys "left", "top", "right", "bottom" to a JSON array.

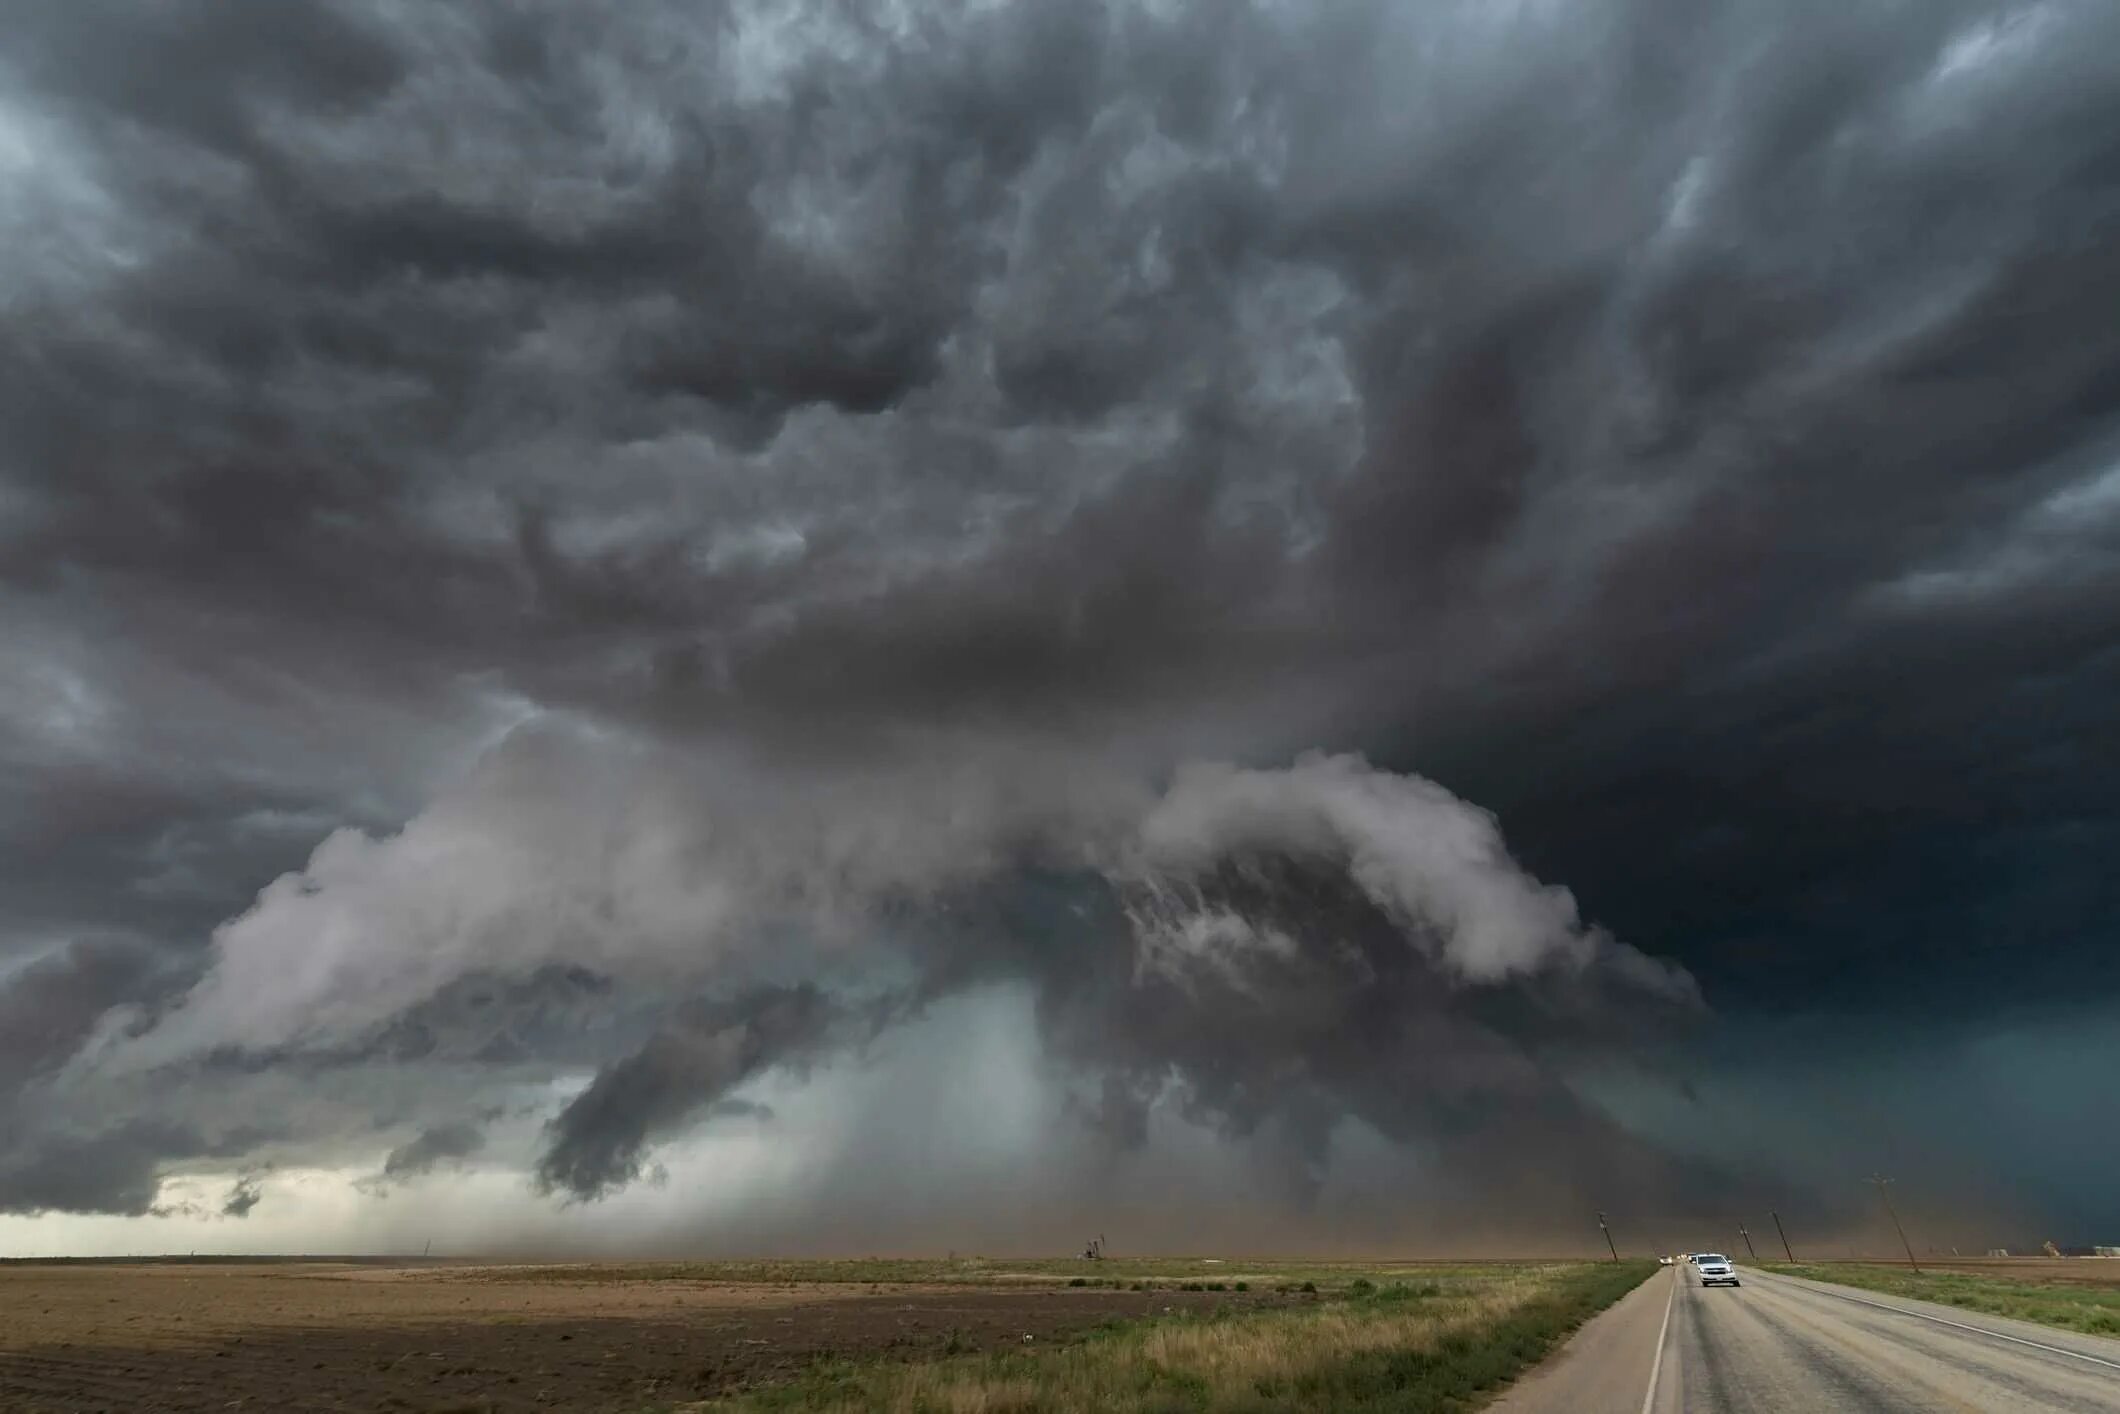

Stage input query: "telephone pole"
[
  {"left": 1771, "top": 1210, "right": 1795, "bottom": 1262},
  {"left": 1597, "top": 1211, "right": 1620, "bottom": 1263},
  {"left": 1739, "top": 1224, "right": 1758, "bottom": 1262},
  {"left": 1868, "top": 1177, "right": 1920, "bottom": 1273}
]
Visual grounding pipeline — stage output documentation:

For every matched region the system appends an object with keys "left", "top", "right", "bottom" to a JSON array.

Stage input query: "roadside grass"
[
  {"left": 1765, "top": 1263, "right": 2120, "bottom": 1338},
  {"left": 679, "top": 1261, "right": 1652, "bottom": 1413}
]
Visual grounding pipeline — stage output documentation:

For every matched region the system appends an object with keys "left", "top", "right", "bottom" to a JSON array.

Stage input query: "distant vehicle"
[
  {"left": 1659, "top": 1256, "right": 1674, "bottom": 1266},
  {"left": 1695, "top": 1253, "right": 1740, "bottom": 1287}
]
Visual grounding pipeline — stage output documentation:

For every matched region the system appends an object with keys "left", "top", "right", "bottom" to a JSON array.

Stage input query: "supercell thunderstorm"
[{"left": 5, "top": 0, "right": 2120, "bottom": 1249}]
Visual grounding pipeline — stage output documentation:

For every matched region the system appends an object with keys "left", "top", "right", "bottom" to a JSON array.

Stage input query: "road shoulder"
[{"left": 1487, "top": 1264, "right": 1673, "bottom": 1414}]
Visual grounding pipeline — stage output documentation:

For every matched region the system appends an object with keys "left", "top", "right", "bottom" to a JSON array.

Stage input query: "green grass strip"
[{"left": 1766, "top": 1263, "right": 2120, "bottom": 1338}]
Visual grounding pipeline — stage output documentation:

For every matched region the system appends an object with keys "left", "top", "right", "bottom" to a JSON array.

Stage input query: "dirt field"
[{"left": 0, "top": 1262, "right": 1285, "bottom": 1412}]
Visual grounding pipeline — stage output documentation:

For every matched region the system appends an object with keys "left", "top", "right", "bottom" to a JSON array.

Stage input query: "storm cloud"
[
  {"left": 536, "top": 984, "right": 839, "bottom": 1202},
  {"left": 381, "top": 1123, "right": 486, "bottom": 1183},
  {"left": 220, "top": 1174, "right": 264, "bottom": 1219},
  {"left": 4, "top": 0, "right": 2118, "bottom": 1248}
]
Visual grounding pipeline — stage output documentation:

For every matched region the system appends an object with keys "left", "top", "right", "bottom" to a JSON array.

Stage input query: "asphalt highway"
[{"left": 1491, "top": 1262, "right": 2120, "bottom": 1412}]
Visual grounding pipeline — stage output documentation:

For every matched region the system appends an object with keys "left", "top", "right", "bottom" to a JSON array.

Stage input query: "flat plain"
[{"left": 0, "top": 1257, "right": 1648, "bottom": 1413}]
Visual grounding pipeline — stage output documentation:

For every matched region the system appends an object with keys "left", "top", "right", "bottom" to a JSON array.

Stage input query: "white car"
[{"left": 1695, "top": 1253, "right": 1740, "bottom": 1287}]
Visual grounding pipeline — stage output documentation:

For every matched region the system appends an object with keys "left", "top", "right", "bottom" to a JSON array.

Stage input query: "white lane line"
[
  {"left": 1756, "top": 1269, "right": 2120, "bottom": 1374},
  {"left": 1640, "top": 1267, "right": 1677, "bottom": 1414}
]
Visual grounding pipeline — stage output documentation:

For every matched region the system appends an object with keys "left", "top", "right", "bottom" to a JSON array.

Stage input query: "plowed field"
[{"left": 0, "top": 1262, "right": 1277, "bottom": 1412}]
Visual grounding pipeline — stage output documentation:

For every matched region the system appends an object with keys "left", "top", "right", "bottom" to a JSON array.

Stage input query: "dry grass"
[{"left": 698, "top": 1263, "right": 1652, "bottom": 1413}]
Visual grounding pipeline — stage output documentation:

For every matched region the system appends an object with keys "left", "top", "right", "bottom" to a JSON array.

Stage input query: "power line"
[
  {"left": 1868, "top": 1176, "right": 1920, "bottom": 1273},
  {"left": 1771, "top": 1210, "right": 1795, "bottom": 1262},
  {"left": 1597, "top": 1210, "right": 1620, "bottom": 1263}
]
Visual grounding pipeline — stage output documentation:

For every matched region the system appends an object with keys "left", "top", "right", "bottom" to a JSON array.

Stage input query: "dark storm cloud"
[
  {"left": 169, "top": 964, "right": 625, "bottom": 1088},
  {"left": 381, "top": 1123, "right": 485, "bottom": 1182},
  {"left": 0, "top": 1118, "right": 276, "bottom": 1218},
  {"left": 0, "top": 935, "right": 172, "bottom": 1089},
  {"left": 4, "top": 0, "right": 2117, "bottom": 1236},
  {"left": 220, "top": 1173, "right": 263, "bottom": 1219},
  {"left": 535, "top": 984, "right": 837, "bottom": 1202},
  {"left": 316, "top": 964, "right": 621, "bottom": 1071},
  {"left": 0, "top": 1120, "right": 200, "bottom": 1217},
  {"left": 873, "top": 767, "right": 1719, "bottom": 1217}
]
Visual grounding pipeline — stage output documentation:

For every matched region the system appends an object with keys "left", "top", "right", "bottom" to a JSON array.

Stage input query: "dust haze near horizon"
[{"left": 4, "top": 0, "right": 2119, "bottom": 1258}]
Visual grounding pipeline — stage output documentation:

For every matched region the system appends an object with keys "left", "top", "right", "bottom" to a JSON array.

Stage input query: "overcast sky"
[{"left": 4, "top": 0, "right": 2118, "bottom": 1258}]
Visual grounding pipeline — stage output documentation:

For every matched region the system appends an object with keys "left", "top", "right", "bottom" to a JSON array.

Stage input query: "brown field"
[{"left": 0, "top": 1261, "right": 1289, "bottom": 1413}]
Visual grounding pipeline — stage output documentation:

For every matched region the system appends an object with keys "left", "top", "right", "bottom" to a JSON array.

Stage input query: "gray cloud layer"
[{"left": 4, "top": 0, "right": 2117, "bottom": 1241}]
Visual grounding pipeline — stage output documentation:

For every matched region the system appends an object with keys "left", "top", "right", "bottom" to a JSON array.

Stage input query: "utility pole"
[
  {"left": 1598, "top": 1211, "right": 1620, "bottom": 1263},
  {"left": 1739, "top": 1224, "right": 1758, "bottom": 1262},
  {"left": 1771, "top": 1210, "right": 1795, "bottom": 1262},
  {"left": 1868, "top": 1177, "right": 1920, "bottom": 1274}
]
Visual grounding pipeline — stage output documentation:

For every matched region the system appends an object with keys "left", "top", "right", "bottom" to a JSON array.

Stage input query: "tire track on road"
[
  {"left": 1742, "top": 1268, "right": 2120, "bottom": 1412},
  {"left": 1674, "top": 1271, "right": 1902, "bottom": 1413},
  {"left": 1733, "top": 1271, "right": 1989, "bottom": 1413}
]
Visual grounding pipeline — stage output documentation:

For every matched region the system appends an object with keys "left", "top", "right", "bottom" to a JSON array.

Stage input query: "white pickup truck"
[{"left": 1693, "top": 1253, "right": 1740, "bottom": 1287}]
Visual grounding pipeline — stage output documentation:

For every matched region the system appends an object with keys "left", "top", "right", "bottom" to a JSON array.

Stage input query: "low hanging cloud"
[
  {"left": 381, "top": 1122, "right": 487, "bottom": 1184},
  {"left": 536, "top": 984, "right": 839, "bottom": 1202},
  {"left": 91, "top": 730, "right": 1704, "bottom": 1208},
  {"left": 0, "top": 1121, "right": 203, "bottom": 1218},
  {"left": 1123, "top": 757, "right": 1691, "bottom": 992},
  {"left": 106, "top": 744, "right": 1686, "bottom": 1075},
  {"left": 220, "top": 1173, "right": 264, "bottom": 1219}
]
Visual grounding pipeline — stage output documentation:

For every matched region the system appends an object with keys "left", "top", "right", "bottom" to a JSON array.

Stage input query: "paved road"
[{"left": 1493, "top": 1264, "right": 2120, "bottom": 1412}]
